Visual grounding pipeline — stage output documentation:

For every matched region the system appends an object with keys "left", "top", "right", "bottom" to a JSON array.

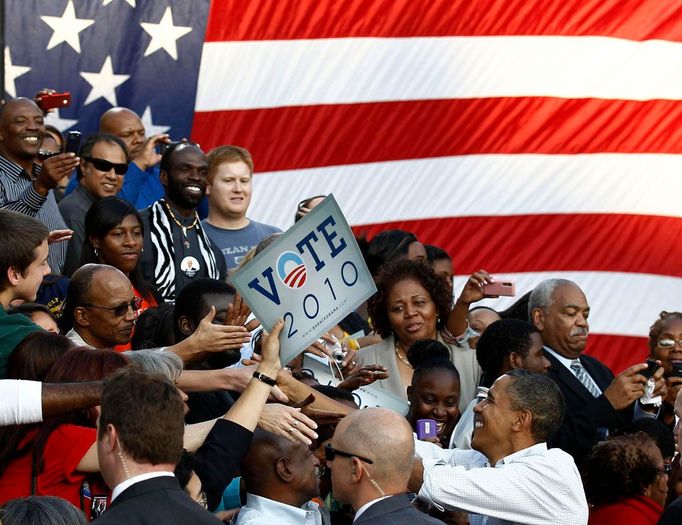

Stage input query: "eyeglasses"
[
  {"left": 84, "top": 156, "right": 128, "bottom": 175},
  {"left": 81, "top": 297, "right": 141, "bottom": 317},
  {"left": 656, "top": 339, "right": 682, "bottom": 349},
  {"left": 324, "top": 443, "right": 374, "bottom": 464},
  {"left": 297, "top": 195, "right": 327, "bottom": 211}
]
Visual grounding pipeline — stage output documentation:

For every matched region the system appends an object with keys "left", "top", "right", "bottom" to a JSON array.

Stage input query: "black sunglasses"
[
  {"left": 81, "top": 297, "right": 141, "bottom": 317},
  {"left": 84, "top": 156, "right": 128, "bottom": 175},
  {"left": 324, "top": 443, "right": 373, "bottom": 464}
]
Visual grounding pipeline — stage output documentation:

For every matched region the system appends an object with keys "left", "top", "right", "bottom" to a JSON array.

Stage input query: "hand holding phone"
[
  {"left": 36, "top": 92, "right": 71, "bottom": 111},
  {"left": 416, "top": 419, "right": 438, "bottom": 440},
  {"left": 641, "top": 359, "right": 660, "bottom": 380},
  {"left": 482, "top": 280, "right": 516, "bottom": 297}
]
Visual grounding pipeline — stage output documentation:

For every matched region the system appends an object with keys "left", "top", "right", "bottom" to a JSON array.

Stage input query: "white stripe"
[
  {"left": 249, "top": 153, "right": 682, "bottom": 230},
  {"left": 450, "top": 271, "right": 682, "bottom": 339},
  {"left": 196, "top": 36, "right": 682, "bottom": 110}
]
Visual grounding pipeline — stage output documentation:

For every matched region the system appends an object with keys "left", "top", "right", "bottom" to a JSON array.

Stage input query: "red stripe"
[
  {"left": 352, "top": 214, "right": 682, "bottom": 278},
  {"left": 192, "top": 98, "right": 682, "bottom": 172},
  {"left": 585, "top": 334, "right": 648, "bottom": 375},
  {"left": 284, "top": 264, "right": 306, "bottom": 286},
  {"left": 206, "top": 0, "right": 682, "bottom": 42}
]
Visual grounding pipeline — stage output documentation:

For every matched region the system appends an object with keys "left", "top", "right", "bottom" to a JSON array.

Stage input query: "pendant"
[
  {"left": 182, "top": 226, "right": 188, "bottom": 236},
  {"left": 184, "top": 240, "right": 190, "bottom": 249}
]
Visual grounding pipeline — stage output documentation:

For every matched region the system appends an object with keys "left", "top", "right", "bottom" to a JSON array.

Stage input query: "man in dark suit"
[
  {"left": 328, "top": 407, "right": 443, "bottom": 525},
  {"left": 95, "top": 368, "right": 221, "bottom": 524},
  {"left": 529, "top": 278, "right": 665, "bottom": 462}
]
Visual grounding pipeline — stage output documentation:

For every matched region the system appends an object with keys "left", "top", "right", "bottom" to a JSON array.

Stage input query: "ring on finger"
[
  {"left": 287, "top": 426, "right": 294, "bottom": 433},
  {"left": 292, "top": 420, "right": 298, "bottom": 428}
]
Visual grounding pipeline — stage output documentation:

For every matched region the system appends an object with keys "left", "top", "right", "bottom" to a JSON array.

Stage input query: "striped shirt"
[{"left": 0, "top": 155, "right": 67, "bottom": 273}]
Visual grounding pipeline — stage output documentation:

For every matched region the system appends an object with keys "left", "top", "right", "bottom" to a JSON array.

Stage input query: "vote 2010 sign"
[{"left": 231, "top": 195, "right": 377, "bottom": 365}]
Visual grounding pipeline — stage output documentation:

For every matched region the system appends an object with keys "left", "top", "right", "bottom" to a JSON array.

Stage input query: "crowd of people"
[{"left": 0, "top": 94, "right": 681, "bottom": 525}]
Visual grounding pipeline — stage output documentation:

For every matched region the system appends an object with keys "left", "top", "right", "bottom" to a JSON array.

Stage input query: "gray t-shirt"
[{"left": 202, "top": 219, "right": 281, "bottom": 272}]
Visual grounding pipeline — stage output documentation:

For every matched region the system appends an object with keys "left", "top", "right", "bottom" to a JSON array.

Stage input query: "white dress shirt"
[
  {"left": 353, "top": 496, "right": 391, "bottom": 522},
  {"left": 0, "top": 379, "right": 42, "bottom": 425},
  {"left": 236, "top": 493, "right": 322, "bottom": 525},
  {"left": 111, "top": 472, "right": 175, "bottom": 502},
  {"left": 415, "top": 440, "right": 588, "bottom": 525},
  {"left": 543, "top": 347, "right": 602, "bottom": 394}
]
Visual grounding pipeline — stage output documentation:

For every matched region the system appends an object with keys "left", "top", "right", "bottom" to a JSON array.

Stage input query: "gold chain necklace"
[
  {"left": 394, "top": 340, "right": 413, "bottom": 368},
  {"left": 163, "top": 201, "right": 199, "bottom": 249}
]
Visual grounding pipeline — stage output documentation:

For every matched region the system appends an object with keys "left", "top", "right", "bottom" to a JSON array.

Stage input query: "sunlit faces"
[
  {"left": 206, "top": 160, "right": 252, "bottom": 220},
  {"left": 652, "top": 318, "right": 682, "bottom": 376},
  {"left": 534, "top": 283, "right": 590, "bottom": 360},
  {"left": 163, "top": 145, "right": 208, "bottom": 212},
  {"left": 387, "top": 278, "right": 438, "bottom": 346},
  {"left": 0, "top": 99, "right": 45, "bottom": 162},
  {"left": 108, "top": 111, "right": 145, "bottom": 159},
  {"left": 516, "top": 333, "right": 551, "bottom": 374},
  {"left": 80, "top": 141, "right": 127, "bottom": 199},
  {"left": 407, "top": 368, "right": 460, "bottom": 441},
  {"left": 78, "top": 269, "right": 137, "bottom": 347},
  {"left": 13, "top": 240, "right": 50, "bottom": 302},
  {"left": 471, "top": 375, "right": 519, "bottom": 463},
  {"left": 93, "top": 215, "right": 143, "bottom": 275},
  {"left": 288, "top": 442, "right": 322, "bottom": 500}
]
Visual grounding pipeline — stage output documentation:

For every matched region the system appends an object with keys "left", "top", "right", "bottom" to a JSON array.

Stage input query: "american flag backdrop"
[{"left": 5, "top": 0, "right": 682, "bottom": 373}]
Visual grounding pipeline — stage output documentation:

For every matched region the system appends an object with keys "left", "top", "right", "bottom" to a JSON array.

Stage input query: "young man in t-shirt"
[
  {"left": 202, "top": 146, "right": 280, "bottom": 274},
  {"left": 0, "top": 210, "right": 50, "bottom": 377}
]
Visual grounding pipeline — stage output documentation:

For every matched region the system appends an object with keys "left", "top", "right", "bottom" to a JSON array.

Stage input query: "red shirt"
[
  {"left": 589, "top": 496, "right": 663, "bottom": 525},
  {"left": 113, "top": 287, "right": 158, "bottom": 352},
  {"left": 0, "top": 424, "right": 106, "bottom": 512}
]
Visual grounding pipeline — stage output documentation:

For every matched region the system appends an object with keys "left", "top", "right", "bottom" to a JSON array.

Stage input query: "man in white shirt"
[
  {"left": 328, "top": 407, "right": 443, "bottom": 525},
  {"left": 410, "top": 369, "right": 588, "bottom": 525},
  {"left": 237, "top": 429, "right": 324, "bottom": 525}
]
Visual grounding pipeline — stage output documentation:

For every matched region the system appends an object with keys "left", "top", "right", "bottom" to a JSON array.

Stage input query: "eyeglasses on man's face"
[
  {"left": 324, "top": 443, "right": 373, "bottom": 464},
  {"left": 81, "top": 297, "right": 141, "bottom": 317}
]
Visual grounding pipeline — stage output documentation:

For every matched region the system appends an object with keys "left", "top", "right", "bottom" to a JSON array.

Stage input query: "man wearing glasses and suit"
[{"left": 327, "top": 407, "right": 443, "bottom": 525}]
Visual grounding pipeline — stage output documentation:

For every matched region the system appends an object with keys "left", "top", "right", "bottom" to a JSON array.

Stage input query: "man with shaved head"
[
  {"left": 98, "top": 106, "right": 169, "bottom": 209},
  {"left": 328, "top": 408, "right": 442, "bottom": 525},
  {"left": 237, "top": 429, "right": 324, "bottom": 525},
  {"left": 0, "top": 98, "right": 78, "bottom": 273}
]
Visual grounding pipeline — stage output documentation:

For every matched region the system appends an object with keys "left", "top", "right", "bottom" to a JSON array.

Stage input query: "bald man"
[
  {"left": 328, "top": 408, "right": 443, "bottom": 525},
  {"left": 237, "top": 429, "right": 324, "bottom": 525}
]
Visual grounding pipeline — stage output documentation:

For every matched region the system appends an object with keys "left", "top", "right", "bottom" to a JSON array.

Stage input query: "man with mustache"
[
  {"left": 529, "top": 278, "right": 665, "bottom": 462},
  {"left": 139, "top": 143, "right": 226, "bottom": 301}
]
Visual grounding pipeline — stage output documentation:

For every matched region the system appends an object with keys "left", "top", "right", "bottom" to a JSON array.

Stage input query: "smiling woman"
[
  {"left": 648, "top": 312, "right": 682, "bottom": 429},
  {"left": 356, "top": 259, "right": 482, "bottom": 410},
  {"left": 82, "top": 197, "right": 162, "bottom": 350}
]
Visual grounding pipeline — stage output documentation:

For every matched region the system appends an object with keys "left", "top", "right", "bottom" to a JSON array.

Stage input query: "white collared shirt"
[
  {"left": 415, "top": 440, "right": 588, "bottom": 525},
  {"left": 236, "top": 493, "right": 322, "bottom": 525},
  {"left": 543, "top": 346, "right": 602, "bottom": 395},
  {"left": 110, "top": 472, "right": 174, "bottom": 502},
  {"left": 353, "top": 496, "right": 391, "bottom": 522}
]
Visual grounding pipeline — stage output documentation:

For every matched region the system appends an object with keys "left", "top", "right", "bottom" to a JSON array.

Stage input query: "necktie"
[{"left": 570, "top": 359, "right": 600, "bottom": 398}]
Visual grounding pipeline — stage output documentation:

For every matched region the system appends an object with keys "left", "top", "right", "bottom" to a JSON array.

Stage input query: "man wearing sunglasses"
[
  {"left": 59, "top": 133, "right": 129, "bottom": 276},
  {"left": 327, "top": 407, "right": 443, "bottom": 525}
]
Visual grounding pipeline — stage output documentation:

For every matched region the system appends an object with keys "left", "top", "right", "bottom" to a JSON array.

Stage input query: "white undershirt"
[{"left": 110, "top": 471, "right": 174, "bottom": 502}]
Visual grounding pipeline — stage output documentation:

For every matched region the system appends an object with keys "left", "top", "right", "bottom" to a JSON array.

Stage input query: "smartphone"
[
  {"left": 160, "top": 140, "right": 181, "bottom": 155},
  {"left": 416, "top": 418, "right": 438, "bottom": 440},
  {"left": 36, "top": 92, "right": 71, "bottom": 111},
  {"left": 641, "top": 359, "right": 660, "bottom": 380},
  {"left": 65, "top": 131, "right": 81, "bottom": 155},
  {"left": 482, "top": 280, "right": 516, "bottom": 297},
  {"left": 671, "top": 362, "right": 682, "bottom": 378},
  {"left": 37, "top": 149, "right": 59, "bottom": 161}
]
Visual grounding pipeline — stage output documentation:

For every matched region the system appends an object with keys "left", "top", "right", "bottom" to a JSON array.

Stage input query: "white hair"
[
  {"left": 528, "top": 278, "right": 578, "bottom": 318},
  {"left": 123, "top": 349, "right": 183, "bottom": 382}
]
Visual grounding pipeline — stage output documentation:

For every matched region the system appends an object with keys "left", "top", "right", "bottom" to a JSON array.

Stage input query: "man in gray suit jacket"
[{"left": 327, "top": 407, "right": 443, "bottom": 524}]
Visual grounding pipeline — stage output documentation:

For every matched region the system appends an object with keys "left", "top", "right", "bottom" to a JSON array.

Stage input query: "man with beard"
[
  {"left": 529, "top": 278, "right": 665, "bottom": 462},
  {"left": 139, "top": 143, "right": 226, "bottom": 302}
]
